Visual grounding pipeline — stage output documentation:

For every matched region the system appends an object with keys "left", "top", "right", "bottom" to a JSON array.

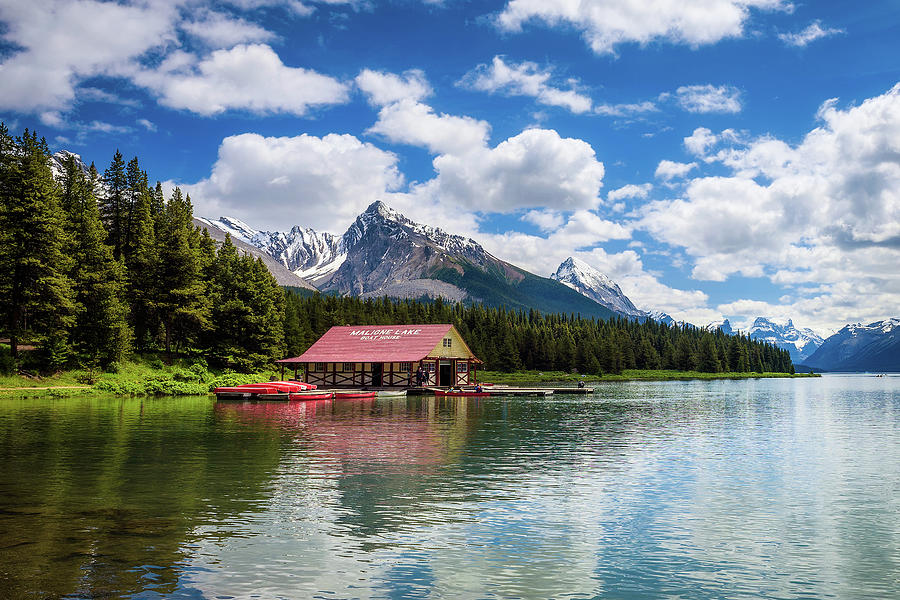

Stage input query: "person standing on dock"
[{"left": 415, "top": 365, "right": 425, "bottom": 387}]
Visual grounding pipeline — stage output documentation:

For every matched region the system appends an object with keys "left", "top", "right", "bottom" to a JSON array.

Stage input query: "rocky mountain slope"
[
  {"left": 550, "top": 257, "right": 644, "bottom": 317},
  {"left": 192, "top": 218, "right": 316, "bottom": 290},
  {"left": 746, "top": 317, "right": 824, "bottom": 363},
  {"left": 203, "top": 202, "right": 618, "bottom": 319},
  {"left": 802, "top": 318, "right": 900, "bottom": 371}
]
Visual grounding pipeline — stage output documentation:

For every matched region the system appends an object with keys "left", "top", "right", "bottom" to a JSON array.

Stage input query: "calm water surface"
[{"left": 1, "top": 374, "right": 898, "bottom": 599}]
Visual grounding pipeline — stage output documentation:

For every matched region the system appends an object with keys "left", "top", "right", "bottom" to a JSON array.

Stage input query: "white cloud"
[
  {"left": 684, "top": 127, "right": 717, "bottom": 157},
  {"left": 673, "top": 84, "right": 742, "bottom": 114},
  {"left": 367, "top": 99, "right": 490, "bottom": 156},
  {"left": 135, "top": 44, "right": 349, "bottom": 116},
  {"left": 522, "top": 209, "right": 564, "bottom": 232},
  {"left": 460, "top": 56, "right": 592, "bottom": 114},
  {"left": 639, "top": 83, "right": 900, "bottom": 329},
  {"left": 594, "top": 101, "right": 658, "bottom": 117},
  {"left": 0, "top": 0, "right": 178, "bottom": 113},
  {"left": 495, "top": 0, "right": 790, "bottom": 55},
  {"left": 182, "top": 9, "right": 277, "bottom": 48},
  {"left": 417, "top": 128, "right": 606, "bottom": 213},
  {"left": 608, "top": 183, "right": 652, "bottom": 202},
  {"left": 356, "top": 69, "right": 432, "bottom": 106},
  {"left": 778, "top": 20, "right": 843, "bottom": 47},
  {"left": 181, "top": 132, "right": 404, "bottom": 232},
  {"left": 655, "top": 160, "right": 696, "bottom": 180},
  {"left": 137, "top": 118, "right": 157, "bottom": 132}
]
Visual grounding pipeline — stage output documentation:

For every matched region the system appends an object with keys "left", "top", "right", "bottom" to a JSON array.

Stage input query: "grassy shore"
[
  {"left": 0, "top": 356, "right": 278, "bottom": 397},
  {"left": 478, "top": 369, "right": 820, "bottom": 384}
]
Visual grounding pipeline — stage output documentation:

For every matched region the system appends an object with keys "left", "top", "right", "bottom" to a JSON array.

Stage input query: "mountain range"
[
  {"left": 802, "top": 319, "right": 900, "bottom": 372},
  {"left": 200, "top": 202, "right": 618, "bottom": 320}
]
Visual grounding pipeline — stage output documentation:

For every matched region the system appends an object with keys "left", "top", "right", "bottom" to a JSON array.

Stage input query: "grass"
[
  {"left": 0, "top": 355, "right": 280, "bottom": 397},
  {"left": 477, "top": 369, "right": 820, "bottom": 384}
]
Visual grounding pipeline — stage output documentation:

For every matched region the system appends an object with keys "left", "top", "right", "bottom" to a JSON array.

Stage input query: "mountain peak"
[
  {"left": 747, "top": 316, "right": 824, "bottom": 363},
  {"left": 551, "top": 257, "right": 643, "bottom": 317}
]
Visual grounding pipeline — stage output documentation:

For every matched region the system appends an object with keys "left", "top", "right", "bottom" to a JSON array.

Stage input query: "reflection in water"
[{"left": 1, "top": 375, "right": 899, "bottom": 599}]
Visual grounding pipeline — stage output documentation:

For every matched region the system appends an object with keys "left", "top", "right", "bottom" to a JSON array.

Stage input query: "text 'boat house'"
[{"left": 276, "top": 324, "right": 482, "bottom": 388}]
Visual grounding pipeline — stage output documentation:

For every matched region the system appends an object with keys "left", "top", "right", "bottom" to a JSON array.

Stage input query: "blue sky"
[{"left": 1, "top": 0, "right": 899, "bottom": 334}]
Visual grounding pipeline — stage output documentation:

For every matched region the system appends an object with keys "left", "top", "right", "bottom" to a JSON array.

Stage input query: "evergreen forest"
[
  {"left": 1, "top": 125, "right": 793, "bottom": 377},
  {"left": 283, "top": 292, "right": 794, "bottom": 375}
]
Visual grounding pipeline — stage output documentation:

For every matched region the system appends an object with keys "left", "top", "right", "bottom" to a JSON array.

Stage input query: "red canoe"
[
  {"left": 333, "top": 391, "right": 377, "bottom": 400},
  {"left": 289, "top": 391, "right": 333, "bottom": 401}
]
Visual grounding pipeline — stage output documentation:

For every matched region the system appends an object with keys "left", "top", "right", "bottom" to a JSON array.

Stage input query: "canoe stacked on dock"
[{"left": 214, "top": 381, "right": 383, "bottom": 401}]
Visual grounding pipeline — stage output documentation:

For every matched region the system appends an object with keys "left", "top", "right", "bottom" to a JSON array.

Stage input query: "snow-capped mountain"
[
  {"left": 705, "top": 319, "right": 734, "bottom": 335},
  {"left": 648, "top": 311, "right": 693, "bottom": 328},
  {"left": 803, "top": 318, "right": 900, "bottom": 372},
  {"left": 200, "top": 202, "right": 618, "bottom": 319},
  {"left": 746, "top": 317, "right": 824, "bottom": 363},
  {"left": 550, "top": 257, "right": 644, "bottom": 317}
]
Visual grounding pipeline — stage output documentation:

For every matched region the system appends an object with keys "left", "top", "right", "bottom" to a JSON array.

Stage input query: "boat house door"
[
  {"left": 439, "top": 361, "right": 452, "bottom": 387},
  {"left": 372, "top": 363, "right": 383, "bottom": 387}
]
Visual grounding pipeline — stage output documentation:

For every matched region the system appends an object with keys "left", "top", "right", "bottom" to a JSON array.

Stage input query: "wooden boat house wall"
[{"left": 276, "top": 324, "right": 482, "bottom": 388}]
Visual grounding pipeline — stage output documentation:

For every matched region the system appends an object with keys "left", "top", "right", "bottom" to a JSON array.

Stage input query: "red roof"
[{"left": 278, "top": 324, "right": 472, "bottom": 363}]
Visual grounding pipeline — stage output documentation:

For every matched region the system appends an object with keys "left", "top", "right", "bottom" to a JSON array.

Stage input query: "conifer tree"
[
  {"left": 59, "top": 154, "right": 130, "bottom": 367},
  {"left": 697, "top": 334, "right": 721, "bottom": 372},
  {"left": 0, "top": 128, "right": 75, "bottom": 367},
  {"left": 101, "top": 150, "right": 128, "bottom": 259},
  {"left": 156, "top": 188, "right": 207, "bottom": 359}
]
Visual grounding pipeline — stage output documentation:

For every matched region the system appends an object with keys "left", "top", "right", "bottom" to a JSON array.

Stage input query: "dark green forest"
[
  {"left": 0, "top": 126, "right": 284, "bottom": 373},
  {"left": 1, "top": 125, "right": 793, "bottom": 376},
  {"left": 283, "top": 292, "right": 793, "bottom": 375}
]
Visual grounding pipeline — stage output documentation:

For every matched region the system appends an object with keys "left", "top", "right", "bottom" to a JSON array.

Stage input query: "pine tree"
[
  {"left": 101, "top": 150, "right": 128, "bottom": 259},
  {"left": 697, "top": 334, "right": 721, "bottom": 373},
  {"left": 59, "top": 154, "right": 130, "bottom": 367},
  {"left": 0, "top": 128, "right": 75, "bottom": 367},
  {"left": 156, "top": 188, "right": 207, "bottom": 359}
]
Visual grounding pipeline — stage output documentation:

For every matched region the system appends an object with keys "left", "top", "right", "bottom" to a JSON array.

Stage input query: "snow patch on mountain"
[
  {"left": 746, "top": 317, "right": 824, "bottom": 362},
  {"left": 550, "top": 257, "right": 644, "bottom": 317}
]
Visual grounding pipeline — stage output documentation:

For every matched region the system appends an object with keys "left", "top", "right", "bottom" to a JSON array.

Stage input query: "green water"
[{"left": 1, "top": 374, "right": 898, "bottom": 599}]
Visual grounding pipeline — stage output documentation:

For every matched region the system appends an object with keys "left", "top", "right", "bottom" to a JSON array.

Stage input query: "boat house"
[{"left": 276, "top": 324, "right": 482, "bottom": 388}]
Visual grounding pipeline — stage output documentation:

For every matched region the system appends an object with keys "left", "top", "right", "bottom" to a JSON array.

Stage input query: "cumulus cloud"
[
  {"left": 608, "top": 183, "right": 652, "bottom": 202},
  {"left": 522, "top": 209, "right": 564, "bottom": 232},
  {"left": 135, "top": 44, "right": 349, "bottom": 116},
  {"left": 356, "top": 69, "right": 432, "bottom": 106},
  {"left": 460, "top": 56, "right": 592, "bottom": 114},
  {"left": 639, "top": 83, "right": 900, "bottom": 328},
  {"left": 182, "top": 132, "right": 404, "bottom": 231},
  {"left": 417, "top": 128, "right": 606, "bottom": 213},
  {"left": 495, "top": 0, "right": 789, "bottom": 55},
  {"left": 367, "top": 99, "right": 491, "bottom": 156},
  {"left": 655, "top": 160, "right": 696, "bottom": 180},
  {"left": 683, "top": 127, "right": 718, "bottom": 157},
  {"left": 0, "top": 0, "right": 178, "bottom": 113},
  {"left": 673, "top": 84, "right": 742, "bottom": 113},
  {"left": 0, "top": 2, "right": 350, "bottom": 121},
  {"left": 181, "top": 9, "right": 277, "bottom": 47},
  {"left": 778, "top": 20, "right": 844, "bottom": 47}
]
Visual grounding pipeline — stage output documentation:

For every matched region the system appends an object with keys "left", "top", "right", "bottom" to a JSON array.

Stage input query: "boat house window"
[
  {"left": 399, "top": 362, "right": 411, "bottom": 372},
  {"left": 457, "top": 362, "right": 468, "bottom": 373},
  {"left": 342, "top": 362, "right": 354, "bottom": 372},
  {"left": 443, "top": 338, "right": 452, "bottom": 348},
  {"left": 313, "top": 363, "right": 325, "bottom": 372}
]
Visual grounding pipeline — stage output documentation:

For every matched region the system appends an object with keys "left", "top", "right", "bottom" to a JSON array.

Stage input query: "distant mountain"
[
  {"left": 747, "top": 317, "right": 824, "bottom": 363},
  {"left": 803, "top": 318, "right": 900, "bottom": 372},
  {"left": 648, "top": 311, "right": 693, "bottom": 328},
  {"left": 550, "top": 257, "right": 645, "bottom": 317},
  {"left": 192, "top": 218, "right": 316, "bottom": 290},
  {"left": 203, "top": 202, "right": 618, "bottom": 319},
  {"left": 705, "top": 318, "right": 734, "bottom": 335}
]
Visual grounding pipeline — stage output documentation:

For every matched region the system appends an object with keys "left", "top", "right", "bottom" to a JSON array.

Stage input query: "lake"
[{"left": 1, "top": 374, "right": 898, "bottom": 599}]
